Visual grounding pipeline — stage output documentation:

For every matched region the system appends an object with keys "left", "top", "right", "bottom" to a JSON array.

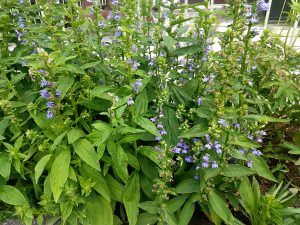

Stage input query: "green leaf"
[
  {"left": 50, "top": 148, "right": 71, "bottom": 202},
  {"left": 90, "top": 86, "right": 113, "bottom": 100},
  {"left": 0, "top": 153, "right": 11, "bottom": 180},
  {"left": 60, "top": 201, "right": 73, "bottom": 224},
  {"left": 181, "top": 124, "right": 208, "bottom": 138},
  {"left": 0, "top": 185, "right": 28, "bottom": 205},
  {"left": 67, "top": 128, "right": 84, "bottom": 144},
  {"left": 61, "top": 64, "right": 85, "bottom": 74},
  {"left": 138, "top": 146, "right": 160, "bottom": 165},
  {"left": 243, "top": 114, "right": 289, "bottom": 123},
  {"left": 137, "top": 213, "right": 158, "bottom": 225},
  {"left": 80, "top": 164, "right": 110, "bottom": 202},
  {"left": 233, "top": 135, "right": 261, "bottom": 149},
  {"left": 173, "top": 45, "right": 201, "bottom": 56},
  {"left": 166, "top": 194, "right": 189, "bottom": 213},
  {"left": 208, "top": 191, "right": 234, "bottom": 224},
  {"left": 123, "top": 172, "right": 140, "bottom": 225},
  {"left": 57, "top": 75, "right": 75, "bottom": 98},
  {"left": 280, "top": 142, "right": 300, "bottom": 154},
  {"left": 175, "top": 179, "right": 199, "bottom": 194},
  {"left": 73, "top": 139, "right": 100, "bottom": 171},
  {"left": 86, "top": 195, "right": 113, "bottom": 225},
  {"left": 50, "top": 131, "right": 68, "bottom": 151},
  {"left": 119, "top": 126, "right": 145, "bottom": 134},
  {"left": 35, "top": 154, "right": 51, "bottom": 184},
  {"left": 239, "top": 177, "right": 255, "bottom": 216},
  {"left": 81, "top": 61, "right": 101, "bottom": 69},
  {"left": 223, "top": 164, "right": 255, "bottom": 177},
  {"left": 105, "top": 174, "right": 123, "bottom": 202},
  {"left": 134, "top": 117, "right": 160, "bottom": 136},
  {"left": 113, "top": 144, "right": 128, "bottom": 182},
  {"left": 161, "top": 210, "right": 178, "bottom": 225},
  {"left": 139, "top": 201, "right": 159, "bottom": 214},
  {"left": 134, "top": 89, "right": 148, "bottom": 117},
  {"left": 163, "top": 36, "right": 177, "bottom": 52},
  {"left": 249, "top": 155, "right": 277, "bottom": 182},
  {"left": 162, "top": 106, "right": 180, "bottom": 146},
  {"left": 179, "top": 197, "right": 195, "bottom": 225}
]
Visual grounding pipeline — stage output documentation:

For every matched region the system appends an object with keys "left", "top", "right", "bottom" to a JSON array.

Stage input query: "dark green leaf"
[
  {"left": 175, "top": 179, "right": 199, "bottom": 194},
  {"left": 223, "top": 164, "right": 255, "bottom": 177},
  {"left": 123, "top": 172, "right": 140, "bottom": 225},
  {"left": 134, "top": 117, "right": 160, "bottom": 137},
  {"left": 86, "top": 195, "right": 113, "bottom": 225},
  {"left": 208, "top": 191, "right": 234, "bottom": 224},
  {"left": 181, "top": 124, "right": 208, "bottom": 138}
]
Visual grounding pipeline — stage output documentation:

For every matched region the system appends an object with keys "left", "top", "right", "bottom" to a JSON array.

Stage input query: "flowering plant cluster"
[{"left": 0, "top": 0, "right": 299, "bottom": 225}]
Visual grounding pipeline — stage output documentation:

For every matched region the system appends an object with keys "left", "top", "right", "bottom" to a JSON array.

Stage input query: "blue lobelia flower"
[
  {"left": 40, "top": 89, "right": 50, "bottom": 99},
  {"left": 46, "top": 110, "right": 54, "bottom": 119}
]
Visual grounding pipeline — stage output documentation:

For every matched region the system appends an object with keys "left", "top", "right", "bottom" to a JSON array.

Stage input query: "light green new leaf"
[
  {"left": 60, "top": 201, "right": 73, "bottom": 224},
  {"left": 123, "top": 172, "right": 140, "bottom": 225},
  {"left": 67, "top": 128, "right": 84, "bottom": 144},
  {"left": 0, "top": 153, "right": 11, "bottom": 180},
  {"left": 0, "top": 185, "right": 28, "bottom": 205},
  {"left": 223, "top": 164, "right": 255, "bottom": 177},
  {"left": 163, "top": 36, "right": 177, "bottom": 52},
  {"left": 80, "top": 164, "right": 110, "bottom": 201},
  {"left": 73, "top": 139, "right": 100, "bottom": 171},
  {"left": 86, "top": 195, "right": 113, "bottom": 225},
  {"left": 208, "top": 191, "right": 234, "bottom": 224},
  {"left": 134, "top": 117, "right": 160, "bottom": 137},
  {"left": 50, "top": 148, "right": 71, "bottom": 202},
  {"left": 35, "top": 154, "right": 51, "bottom": 183}
]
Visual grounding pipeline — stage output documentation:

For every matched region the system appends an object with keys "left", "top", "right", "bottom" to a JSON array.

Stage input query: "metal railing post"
[{"left": 264, "top": 0, "right": 273, "bottom": 30}]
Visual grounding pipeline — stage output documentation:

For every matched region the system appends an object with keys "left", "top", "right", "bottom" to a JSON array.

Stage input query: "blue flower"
[
  {"left": 132, "top": 61, "right": 140, "bottom": 70},
  {"left": 40, "top": 89, "right": 50, "bottom": 99},
  {"left": 160, "top": 129, "right": 167, "bottom": 135},
  {"left": 202, "top": 162, "right": 209, "bottom": 168},
  {"left": 46, "top": 110, "right": 54, "bottom": 119},
  {"left": 98, "top": 21, "right": 105, "bottom": 29},
  {"left": 214, "top": 142, "right": 222, "bottom": 154},
  {"left": 173, "top": 147, "right": 181, "bottom": 154},
  {"left": 257, "top": 0, "right": 269, "bottom": 11},
  {"left": 132, "top": 79, "right": 142, "bottom": 92},
  {"left": 18, "top": 17, "right": 25, "bottom": 28},
  {"left": 111, "top": 0, "right": 119, "bottom": 6},
  {"left": 185, "top": 156, "right": 193, "bottom": 163},
  {"left": 233, "top": 122, "right": 240, "bottom": 129},
  {"left": 46, "top": 101, "right": 56, "bottom": 108},
  {"left": 247, "top": 160, "right": 253, "bottom": 168},
  {"left": 202, "top": 153, "right": 210, "bottom": 162},
  {"left": 218, "top": 119, "right": 228, "bottom": 127},
  {"left": 115, "top": 29, "right": 121, "bottom": 38},
  {"left": 205, "top": 134, "right": 211, "bottom": 143},
  {"left": 251, "top": 148, "right": 262, "bottom": 156},
  {"left": 19, "top": 0, "right": 24, "bottom": 4},
  {"left": 127, "top": 97, "right": 134, "bottom": 105},
  {"left": 131, "top": 45, "right": 137, "bottom": 53},
  {"left": 41, "top": 80, "right": 51, "bottom": 87},
  {"left": 114, "top": 11, "right": 121, "bottom": 20},
  {"left": 211, "top": 161, "right": 218, "bottom": 168},
  {"left": 55, "top": 89, "right": 61, "bottom": 97},
  {"left": 197, "top": 97, "right": 202, "bottom": 106}
]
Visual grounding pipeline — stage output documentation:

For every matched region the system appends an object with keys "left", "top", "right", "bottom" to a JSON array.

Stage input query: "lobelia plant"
[{"left": 0, "top": 0, "right": 299, "bottom": 225}]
